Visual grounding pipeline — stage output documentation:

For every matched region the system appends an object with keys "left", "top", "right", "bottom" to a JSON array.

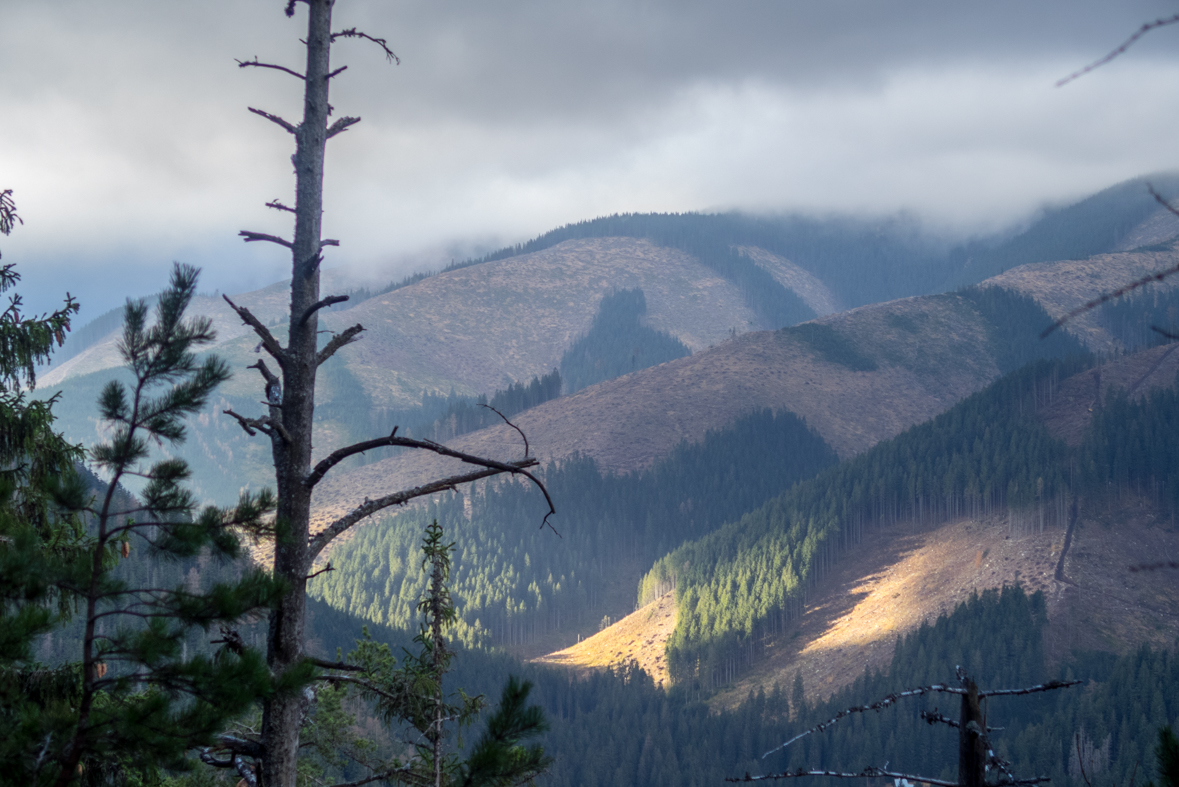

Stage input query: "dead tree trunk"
[
  {"left": 224, "top": 4, "right": 555, "bottom": 785},
  {"left": 959, "top": 678, "right": 986, "bottom": 787}
]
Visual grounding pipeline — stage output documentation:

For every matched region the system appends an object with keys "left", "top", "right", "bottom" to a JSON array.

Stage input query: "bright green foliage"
[
  {"left": 312, "top": 409, "right": 837, "bottom": 648},
  {"left": 560, "top": 289, "right": 691, "bottom": 394},
  {"left": 0, "top": 263, "right": 282, "bottom": 785},
  {"left": 649, "top": 359, "right": 1084, "bottom": 688}
]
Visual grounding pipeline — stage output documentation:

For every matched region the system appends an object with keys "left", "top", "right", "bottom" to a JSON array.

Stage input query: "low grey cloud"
[{"left": 3, "top": 0, "right": 1179, "bottom": 318}]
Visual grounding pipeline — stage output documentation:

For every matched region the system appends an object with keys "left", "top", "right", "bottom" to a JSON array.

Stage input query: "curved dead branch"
[
  {"left": 480, "top": 403, "right": 530, "bottom": 458},
  {"left": 1057, "top": 14, "right": 1179, "bottom": 87}
]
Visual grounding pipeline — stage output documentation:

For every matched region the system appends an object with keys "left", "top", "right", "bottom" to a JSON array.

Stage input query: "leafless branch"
[
  {"left": 223, "top": 295, "right": 287, "bottom": 364},
  {"left": 223, "top": 408, "right": 270, "bottom": 438},
  {"left": 1057, "top": 14, "right": 1179, "bottom": 87},
  {"left": 1040, "top": 255, "right": 1179, "bottom": 339},
  {"left": 248, "top": 359, "right": 281, "bottom": 389},
  {"left": 247, "top": 106, "right": 299, "bottom": 134},
  {"left": 730, "top": 767, "right": 1051, "bottom": 786},
  {"left": 234, "top": 756, "right": 259, "bottom": 787},
  {"left": 979, "top": 679, "right": 1081, "bottom": 698},
  {"left": 330, "top": 27, "right": 400, "bottom": 64},
  {"left": 236, "top": 57, "right": 306, "bottom": 80},
  {"left": 321, "top": 238, "right": 340, "bottom": 249},
  {"left": 223, "top": 407, "right": 291, "bottom": 444},
  {"left": 308, "top": 657, "right": 364, "bottom": 673},
  {"left": 327, "top": 65, "right": 349, "bottom": 80},
  {"left": 266, "top": 199, "right": 295, "bottom": 213},
  {"left": 762, "top": 684, "right": 966, "bottom": 758},
  {"left": 304, "top": 433, "right": 556, "bottom": 531},
  {"left": 309, "top": 459, "right": 557, "bottom": 560},
  {"left": 316, "top": 324, "right": 364, "bottom": 366},
  {"left": 1075, "top": 733, "right": 1093, "bottom": 787},
  {"left": 1040, "top": 184, "right": 1179, "bottom": 338},
  {"left": 327, "top": 116, "right": 362, "bottom": 139},
  {"left": 480, "top": 403, "right": 530, "bottom": 458},
  {"left": 920, "top": 709, "right": 1003, "bottom": 732},
  {"left": 729, "top": 766, "right": 957, "bottom": 786},
  {"left": 300, "top": 295, "right": 349, "bottom": 325},
  {"left": 239, "top": 230, "right": 294, "bottom": 249},
  {"left": 307, "top": 562, "right": 333, "bottom": 580},
  {"left": 328, "top": 766, "right": 423, "bottom": 787}
]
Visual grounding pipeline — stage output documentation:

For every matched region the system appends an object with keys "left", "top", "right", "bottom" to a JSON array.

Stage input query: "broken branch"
[
  {"left": 316, "top": 324, "right": 364, "bottom": 366},
  {"left": 247, "top": 106, "right": 299, "bottom": 134},
  {"left": 265, "top": 199, "right": 295, "bottom": 213},
  {"left": 300, "top": 295, "right": 349, "bottom": 325},
  {"left": 327, "top": 116, "right": 361, "bottom": 139},
  {"left": 223, "top": 295, "right": 287, "bottom": 364},
  {"left": 239, "top": 230, "right": 294, "bottom": 249}
]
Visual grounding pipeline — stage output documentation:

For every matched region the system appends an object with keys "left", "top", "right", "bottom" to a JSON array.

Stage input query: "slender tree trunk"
[
  {"left": 260, "top": 2, "right": 332, "bottom": 785},
  {"left": 958, "top": 679, "right": 986, "bottom": 787}
]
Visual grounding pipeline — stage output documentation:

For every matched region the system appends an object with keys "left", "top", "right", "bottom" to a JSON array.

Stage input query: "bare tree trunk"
[
  {"left": 259, "top": 2, "right": 332, "bottom": 785},
  {"left": 958, "top": 679, "right": 986, "bottom": 787}
]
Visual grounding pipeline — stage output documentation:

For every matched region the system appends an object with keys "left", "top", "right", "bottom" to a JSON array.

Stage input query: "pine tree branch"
[
  {"left": 236, "top": 58, "right": 306, "bottom": 80},
  {"left": 299, "top": 294, "right": 349, "bottom": 325},
  {"left": 247, "top": 106, "right": 299, "bottom": 134},
  {"left": 316, "top": 324, "right": 364, "bottom": 366},
  {"left": 223, "top": 295, "right": 286, "bottom": 365}
]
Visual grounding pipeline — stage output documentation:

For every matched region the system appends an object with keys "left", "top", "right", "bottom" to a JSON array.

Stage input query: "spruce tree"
[{"left": 0, "top": 261, "right": 284, "bottom": 785}]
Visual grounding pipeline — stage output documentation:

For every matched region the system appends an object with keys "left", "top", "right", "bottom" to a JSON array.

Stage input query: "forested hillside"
[
  {"left": 305, "top": 586, "right": 1177, "bottom": 787},
  {"left": 644, "top": 335, "right": 1179, "bottom": 693},
  {"left": 311, "top": 409, "right": 838, "bottom": 649}
]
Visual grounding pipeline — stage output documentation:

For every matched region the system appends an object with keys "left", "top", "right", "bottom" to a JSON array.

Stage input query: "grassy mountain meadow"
[{"left": 24, "top": 173, "right": 1179, "bottom": 785}]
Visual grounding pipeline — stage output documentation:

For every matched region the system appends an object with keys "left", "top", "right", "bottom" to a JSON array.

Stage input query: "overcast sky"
[{"left": 4, "top": 0, "right": 1179, "bottom": 318}]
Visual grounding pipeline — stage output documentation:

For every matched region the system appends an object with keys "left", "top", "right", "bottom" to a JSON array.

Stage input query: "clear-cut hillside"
[
  {"left": 307, "top": 290, "right": 1001, "bottom": 532},
  {"left": 321, "top": 237, "right": 773, "bottom": 407},
  {"left": 536, "top": 346, "right": 1179, "bottom": 705},
  {"left": 984, "top": 244, "right": 1179, "bottom": 352}
]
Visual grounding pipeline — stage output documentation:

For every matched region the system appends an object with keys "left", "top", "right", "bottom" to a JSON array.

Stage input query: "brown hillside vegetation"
[
  {"left": 533, "top": 350, "right": 1179, "bottom": 706},
  {"left": 1041, "top": 341, "right": 1179, "bottom": 446},
  {"left": 533, "top": 591, "right": 678, "bottom": 687},
  {"left": 324, "top": 237, "right": 767, "bottom": 406},
  {"left": 307, "top": 292, "right": 1000, "bottom": 534},
  {"left": 985, "top": 244, "right": 1179, "bottom": 352},
  {"left": 535, "top": 503, "right": 1179, "bottom": 711}
]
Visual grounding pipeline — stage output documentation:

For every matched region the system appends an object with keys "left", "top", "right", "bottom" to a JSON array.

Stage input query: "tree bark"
[
  {"left": 958, "top": 678, "right": 986, "bottom": 787},
  {"left": 259, "top": 1, "right": 332, "bottom": 785}
]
